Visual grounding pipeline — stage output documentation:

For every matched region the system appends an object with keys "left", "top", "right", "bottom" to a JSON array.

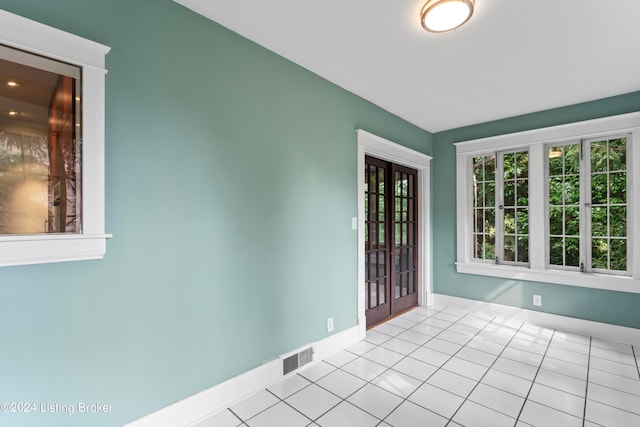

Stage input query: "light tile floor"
[{"left": 196, "top": 305, "right": 640, "bottom": 427}]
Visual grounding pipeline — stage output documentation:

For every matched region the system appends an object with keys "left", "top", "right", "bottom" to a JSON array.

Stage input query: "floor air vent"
[{"left": 282, "top": 347, "right": 314, "bottom": 375}]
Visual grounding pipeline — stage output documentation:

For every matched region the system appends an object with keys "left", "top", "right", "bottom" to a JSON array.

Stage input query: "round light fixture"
[
  {"left": 6, "top": 80, "right": 21, "bottom": 87},
  {"left": 421, "top": 0, "right": 475, "bottom": 33}
]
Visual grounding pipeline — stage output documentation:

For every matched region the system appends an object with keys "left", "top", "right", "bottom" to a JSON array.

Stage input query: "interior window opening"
[{"left": 0, "top": 43, "right": 81, "bottom": 234}]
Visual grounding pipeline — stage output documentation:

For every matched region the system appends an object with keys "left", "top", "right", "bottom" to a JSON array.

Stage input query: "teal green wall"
[
  {"left": 433, "top": 92, "right": 640, "bottom": 328},
  {"left": 0, "top": 1, "right": 432, "bottom": 426}
]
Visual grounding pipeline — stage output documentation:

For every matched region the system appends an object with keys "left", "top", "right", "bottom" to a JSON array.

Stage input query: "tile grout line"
[
  {"left": 226, "top": 407, "right": 246, "bottom": 425},
  {"left": 513, "top": 331, "right": 600, "bottom": 424},
  {"left": 376, "top": 306, "right": 490, "bottom": 425},
  {"left": 254, "top": 311, "right": 423, "bottom": 426},
  {"left": 223, "top": 306, "right": 640, "bottom": 427},
  {"left": 368, "top": 305, "right": 463, "bottom": 425},
  {"left": 542, "top": 338, "right": 640, "bottom": 425},
  {"left": 299, "top": 304, "right": 452, "bottom": 426},
  {"left": 353, "top": 305, "right": 451, "bottom": 425},
  {"left": 378, "top": 307, "right": 536, "bottom": 424},
  {"left": 444, "top": 315, "right": 527, "bottom": 425},
  {"left": 357, "top": 304, "right": 466, "bottom": 425},
  {"left": 230, "top": 307, "right": 552, "bottom": 426},
  {"left": 292, "top": 367, "right": 378, "bottom": 425},
  {"left": 513, "top": 329, "right": 556, "bottom": 425},
  {"left": 229, "top": 305, "right": 452, "bottom": 426},
  {"left": 582, "top": 336, "right": 592, "bottom": 427},
  {"left": 633, "top": 345, "right": 640, "bottom": 380},
  {"left": 339, "top": 305, "right": 481, "bottom": 425},
  {"left": 268, "top": 387, "right": 315, "bottom": 425},
  {"left": 413, "top": 310, "right": 584, "bottom": 423},
  {"left": 387, "top": 308, "right": 492, "bottom": 423}
]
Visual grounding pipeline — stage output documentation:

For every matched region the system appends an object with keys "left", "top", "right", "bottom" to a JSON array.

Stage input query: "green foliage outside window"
[
  {"left": 548, "top": 138, "right": 627, "bottom": 272},
  {"left": 473, "top": 155, "right": 496, "bottom": 260},
  {"left": 548, "top": 144, "right": 581, "bottom": 267},
  {"left": 590, "top": 138, "right": 627, "bottom": 272},
  {"left": 473, "top": 151, "right": 529, "bottom": 264},
  {"left": 503, "top": 151, "right": 529, "bottom": 263}
]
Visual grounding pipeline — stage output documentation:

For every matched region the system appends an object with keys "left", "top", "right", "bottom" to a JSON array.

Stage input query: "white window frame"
[
  {"left": 581, "top": 134, "right": 632, "bottom": 276},
  {"left": 544, "top": 136, "right": 632, "bottom": 276},
  {"left": 472, "top": 148, "right": 531, "bottom": 266},
  {"left": 470, "top": 153, "right": 497, "bottom": 264},
  {"left": 545, "top": 140, "right": 583, "bottom": 273},
  {"left": 456, "top": 112, "right": 640, "bottom": 294},
  {"left": 497, "top": 148, "right": 530, "bottom": 267},
  {"left": 0, "top": 10, "right": 111, "bottom": 266}
]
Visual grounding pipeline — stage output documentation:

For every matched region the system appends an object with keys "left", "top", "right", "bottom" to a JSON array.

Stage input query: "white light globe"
[{"left": 422, "top": 0, "right": 473, "bottom": 32}]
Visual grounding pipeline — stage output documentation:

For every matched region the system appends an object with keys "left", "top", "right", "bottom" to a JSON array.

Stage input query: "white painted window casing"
[
  {"left": 455, "top": 112, "right": 640, "bottom": 294},
  {"left": 0, "top": 10, "right": 111, "bottom": 266}
]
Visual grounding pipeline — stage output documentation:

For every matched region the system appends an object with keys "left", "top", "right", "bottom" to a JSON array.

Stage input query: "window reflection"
[{"left": 0, "top": 44, "right": 81, "bottom": 234}]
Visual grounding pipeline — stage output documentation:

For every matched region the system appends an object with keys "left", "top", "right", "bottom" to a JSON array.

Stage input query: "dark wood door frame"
[{"left": 365, "top": 156, "right": 418, "bottom": 327}]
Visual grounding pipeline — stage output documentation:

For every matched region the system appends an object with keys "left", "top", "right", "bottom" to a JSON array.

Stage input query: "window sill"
[
  {"left": 455, "top": 262, "right": 638, "bottom": 294},
  {"left": 0, "top": 234, "right": 112, "bottom": 267}
]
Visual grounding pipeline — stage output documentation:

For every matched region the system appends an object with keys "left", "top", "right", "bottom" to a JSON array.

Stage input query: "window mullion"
[
  {"left": 581, "top": 139, "right": 592, "bottom": 273},
  {"left": 631, "top": 129, "right": 639, "bottom": 279},
  {"left": 495, "top": 152, "right": 504, "bottom": 264},
  {"left": 528, "top": 145, "right": 546, "bottom": 270}
]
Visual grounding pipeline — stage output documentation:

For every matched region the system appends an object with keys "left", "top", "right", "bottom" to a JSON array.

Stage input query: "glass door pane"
[{"left": 365, "top": 156, "right": 389, "bottom": 326}]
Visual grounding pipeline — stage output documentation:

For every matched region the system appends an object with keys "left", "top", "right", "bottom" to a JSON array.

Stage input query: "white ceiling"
[{"left": 175, "top": 0, "right": 640, "bottom": 133}]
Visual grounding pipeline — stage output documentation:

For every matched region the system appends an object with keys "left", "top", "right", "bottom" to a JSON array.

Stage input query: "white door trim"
[{"left": 356, "top": 130, "right": 432, "bottom": 339}]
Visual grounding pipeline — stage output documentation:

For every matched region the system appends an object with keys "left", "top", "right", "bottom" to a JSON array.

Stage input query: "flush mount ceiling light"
[{"left": 421, "top": 0, "right": 475, "bottom": 33}]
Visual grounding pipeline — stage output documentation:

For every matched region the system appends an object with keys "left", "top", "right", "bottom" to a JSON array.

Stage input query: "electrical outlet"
[
  {"left": 351, "top": 217, "right": 358, "bottom": 230},
  {"left": 327, "top": 317, "right": 334, "bottom": 332},
  {"left": 533, "top": 294, "right": 542, "bottom": 307}
]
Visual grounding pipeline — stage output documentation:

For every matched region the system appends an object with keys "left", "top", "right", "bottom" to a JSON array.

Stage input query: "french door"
[{"left": 365, "top": 156, "right": 419, "bottom": 327}]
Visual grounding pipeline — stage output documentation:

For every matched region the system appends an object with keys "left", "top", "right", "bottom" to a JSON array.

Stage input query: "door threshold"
[{"left": 366, "top": 305, "right": 417, "bottom": 330}]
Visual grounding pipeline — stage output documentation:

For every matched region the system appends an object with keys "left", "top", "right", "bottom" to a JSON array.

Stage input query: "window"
[
  {"left": 548, "top": 143, "right": 581, "bottom": 269},
  {"left": 0, "top": 44, "right": 82, "bottom": 234},
  {"left": 502, "top": 151, "right": 529, "bottom": 264},
  {"left": 472, "top": 150, "right": 529, "bottom": 265},
  {"left": 547, "top": 136, "right": 629, "bottom": 275},
  {"left": 587, "top": 137, "right": 628, "bottom": 273},
  {"left": 472, "top": 154, "right": 496, "bottom": 261},
  {"left": 455, "top": 112, "right": 640, "bottom": 293},
  {"left": 0, "top": 10, "right": 110, "bottom": 266}
]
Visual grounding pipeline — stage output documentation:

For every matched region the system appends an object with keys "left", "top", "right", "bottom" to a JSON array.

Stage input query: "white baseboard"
[
  {"left": 123, "top": 324, "right": 360, "bottom": 427},
  {"left": 312, "top": 324, "right": 361, "bottom": 362},
  {"left": 433, "top": 293, "right": 640, "bottom": 345}
]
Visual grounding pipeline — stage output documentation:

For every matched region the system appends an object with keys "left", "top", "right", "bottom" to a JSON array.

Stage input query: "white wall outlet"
[
  {"left": 327, "top": 317, "right": 334, "bottom": 332},
  {"left": 533, "top": 294, "right": 542, "bottom": 307},
  {"left": 351, "top": 217, "right": 358, "bottom": 230}
]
